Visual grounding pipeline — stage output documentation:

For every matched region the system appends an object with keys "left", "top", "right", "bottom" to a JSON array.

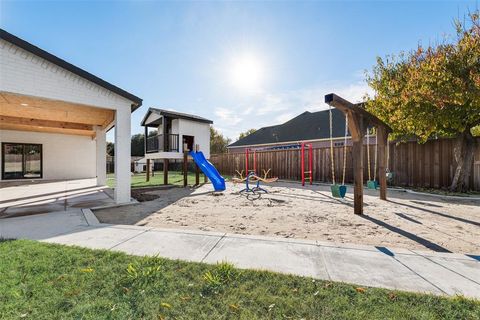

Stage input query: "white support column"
[
  {"left": 95, "top": 126, "right": 107, "bottom": 186},
  {"left": 114, "top": 109, "right": 131, "bottom": 204}
]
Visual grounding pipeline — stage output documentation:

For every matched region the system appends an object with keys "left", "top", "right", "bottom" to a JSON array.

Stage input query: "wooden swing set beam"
[{"left": 325, "top": 93, "right": 391, "bottom": 215}]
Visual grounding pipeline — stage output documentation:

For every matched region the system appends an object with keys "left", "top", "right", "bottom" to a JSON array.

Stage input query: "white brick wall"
[
  {"left": 0, "top": 39, "right": 132, "bottom": 112},
  {"left": 0, "top": 129, "right": 96, "bottom": 180}
]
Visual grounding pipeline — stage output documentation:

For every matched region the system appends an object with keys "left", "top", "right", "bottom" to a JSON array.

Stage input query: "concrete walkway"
[{"left": 1, "top": 209, "right": 479, "bottom": 299}]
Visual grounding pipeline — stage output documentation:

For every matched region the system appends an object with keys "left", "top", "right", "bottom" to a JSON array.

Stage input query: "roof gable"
[
  {"left": 0, "top": 29, "right": 142, "bottom": 111},
  {"left": 228, "top": 109, "right": 349, "bottom": 148},
  {"left": 141, "top": 108, "right": 213, "bottom": 126}
]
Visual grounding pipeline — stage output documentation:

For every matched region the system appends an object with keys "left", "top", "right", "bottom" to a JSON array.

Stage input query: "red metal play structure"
[
  {"left": 238, "top": 144, "right": 314, "bottom": 187},
  {"left": 245, "top": 148, "right": 257, "bottom": 175},
  {"left": 232, "top": 147, "right": 278, "bottom": 194},
  {"left": 301, "top": 142, "right": 313, "bottom": 186}
]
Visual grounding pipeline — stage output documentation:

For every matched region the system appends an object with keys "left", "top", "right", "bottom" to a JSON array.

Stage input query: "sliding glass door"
[{"left": 2, "top": 143, "right": 42, "bottom": 179}]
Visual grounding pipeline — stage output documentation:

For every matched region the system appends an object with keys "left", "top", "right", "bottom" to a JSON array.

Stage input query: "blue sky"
[{"left": 1, "top": 0, "right": 476, "bottom": 142}]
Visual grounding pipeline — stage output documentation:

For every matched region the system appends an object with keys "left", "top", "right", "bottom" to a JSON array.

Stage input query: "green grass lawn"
[
  {"left": 108, "top": 172, "right": 232, "bottom": 189},
  {"left": 1, "top": 240, "right": 479, "bottom": 319},
  {"left": 107, "top": 171, "right": 204, "bottom": 188}
]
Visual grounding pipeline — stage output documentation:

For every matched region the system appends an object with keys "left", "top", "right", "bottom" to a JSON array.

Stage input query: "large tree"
[
  {"left": 106, "top": 142, "right": 115, "bottom": 156},
  {"left": 131, "top": 133, "right": 145, "bottom": 157},
  {"left": 107, "top": 130, "right": 158, "bottom": 157},
  {"left": 210, "top": 126, "right": 231, "bottom": 154},
  {"left": 366, "top": 12, "right": 480, "bottom": 192},
  {"left": 238, "top": 128, "right": 257, "bottom": 141}
]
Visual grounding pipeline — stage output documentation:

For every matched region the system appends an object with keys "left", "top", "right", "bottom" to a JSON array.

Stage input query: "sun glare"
[{"left": 229, "top": 53, "right": 264, "bottom": 92}]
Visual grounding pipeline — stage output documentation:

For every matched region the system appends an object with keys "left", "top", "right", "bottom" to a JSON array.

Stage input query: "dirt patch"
[{"left": 130, "top": 186, "right": 179, "bottom": 202}]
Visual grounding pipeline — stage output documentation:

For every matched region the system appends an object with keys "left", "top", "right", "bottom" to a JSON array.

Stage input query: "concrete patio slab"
[
  {"left": 394, "top": 254, "right": 480, "bottom": 297},
  {"left": 0, "top": 209, "right": 88, "bottom": 239},
  {"left": 112, "top": 229, "right": 223, "bottom": 261},
  {"left": 203, "top": 236, "right": 330, "bottom": 279},
  {"left": 411, "top": 249, "right": 480, "bottom": 261},
  {"left": 66, "top": 194, "right": 114, "bottom": 208},
  {"left": 0, "top": 178, "right": 115, "bottom": 218},
  {"left": 423, "top": 256, "right": 480, "bottom": 283},
  {"left": 321, "top": 246, "right": 443, "bottom": 294},
  {"left": 1, "top": 202, "right": 67, "bottom": 217},
  {"left": 221, "top": 232, "right": 332, "bottom": 246},
  {"left": 43, "top": 225, "right": 148, "bottom": 250}
]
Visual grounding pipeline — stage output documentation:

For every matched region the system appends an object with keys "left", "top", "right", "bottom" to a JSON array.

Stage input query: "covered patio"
[{"left": 0, "top": 29, "right": 142, "bottom": 208}]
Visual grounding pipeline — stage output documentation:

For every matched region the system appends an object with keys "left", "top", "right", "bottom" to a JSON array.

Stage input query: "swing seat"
[
  {"left": 367, "top": 180, "right": 378, "bottom": 189},
  {"left": 331, "top": 184, "right": 347, "bottom": 198},
  {"left": 339, "top": 185, "right": 347, "bottom": 198},
  {"left": 386, "top": 172, "right": 394, "bottom": 181}
]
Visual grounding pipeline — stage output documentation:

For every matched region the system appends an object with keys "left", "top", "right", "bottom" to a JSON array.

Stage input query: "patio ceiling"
[{"left": 0, "top": 91, "right": 115, "bottom": 137}]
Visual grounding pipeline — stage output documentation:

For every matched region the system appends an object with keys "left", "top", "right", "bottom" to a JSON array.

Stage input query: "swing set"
[
  {"left": 232, "top": 94, "right": 391, "bottom": 213},
  {"left": 306, "top": 103, "right": 383, "bottom": 199},
  {"left": 325, "top": 93, "right": 392, "bottom": 215}
]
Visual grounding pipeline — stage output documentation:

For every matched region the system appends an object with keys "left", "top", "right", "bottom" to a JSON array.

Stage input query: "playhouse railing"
[{"left": 146, "top": 134, "right": 180, "bottom": 153}]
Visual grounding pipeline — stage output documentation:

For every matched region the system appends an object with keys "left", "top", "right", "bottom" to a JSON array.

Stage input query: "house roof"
[
  {"left": 0, "top": 29, "right": 142, "bottom": 111},
  {"left": 141, "top": 108, "right": 213, "bottom": 126},
  {"left": 228, "top": 109, "right": 349, "bottom": 148}
]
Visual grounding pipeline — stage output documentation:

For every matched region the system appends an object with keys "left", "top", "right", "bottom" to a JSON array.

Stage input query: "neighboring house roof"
[
  {"left": 141, "top": 107, "right": 213, "bottom": 126},
  {"left": 228, "top": 109, "right": 349, "bottom": 148},
  {"left": 0, "top": 29, "right": 142, "bottom": 111}
]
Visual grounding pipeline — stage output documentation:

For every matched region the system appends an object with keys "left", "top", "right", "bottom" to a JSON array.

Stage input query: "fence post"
[
  {"left": 195, "top": 144, "right": 200, "bottom": 186},
  {"left": 164, "top": 159, "right": 169, "bottom": 185},
  {"left": 146, "top": 159, "right": 150, "bottom": 182},
  {"left": 183, "top": 150, "right": 188, "bottom": 187},
  {"left": 377, "top": 127, "right": 388, "bottom": 200}
]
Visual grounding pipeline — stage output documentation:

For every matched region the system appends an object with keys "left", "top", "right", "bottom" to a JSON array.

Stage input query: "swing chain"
[
  {"left": 386, "top": 138, "right": 390, "bottom": 173},
  {"left": 366, "top": 127, "right": 379, "bottom": 182},
  {"left": 374, "top": 131, "right": 378, "bottom": 181},
  {"left": 329, "top": 104, "right": 335, "bottom": 184},
  {"left": 366, "top": 127, "right": 371, "bottom": 181},
  {"left": 342, "top": 116, "right": 348, "bottom": 185}
]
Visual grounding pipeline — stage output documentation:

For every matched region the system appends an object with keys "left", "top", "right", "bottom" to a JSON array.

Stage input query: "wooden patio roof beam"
[
  {"left": 0, "top": 115, "right": 94, "bottom": 131},
  {"left": 0, "top": 91, "right": 115, "bottom": 128},
  {"left": 0, "top": 123, "right": 95, "bottom": 137}
]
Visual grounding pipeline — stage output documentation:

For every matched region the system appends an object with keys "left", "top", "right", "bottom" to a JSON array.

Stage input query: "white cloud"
[
  {"left": 211, "top": 79, "right": 373, "bottom": 141},
  {"left": 214, "top": 107, "right": 243, "bottom": 126},
  {"left": 241, "top": 106, "right": 254, "bottom": 116},
  {"left": 332, "top": 81, "right": 373, "bottom": 104}
]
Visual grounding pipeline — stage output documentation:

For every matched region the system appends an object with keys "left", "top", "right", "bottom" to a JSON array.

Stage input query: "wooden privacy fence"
[
  {"left": 105, "top": 158, "right": 135, "bottom": 173},
  {"left": 210, "top": 137, "right": 480, "bottom": 191}
]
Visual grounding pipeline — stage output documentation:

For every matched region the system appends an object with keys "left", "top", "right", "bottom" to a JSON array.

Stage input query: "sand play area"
[{"left": 94, "top": 182, "right": 480, "bottom": 254}]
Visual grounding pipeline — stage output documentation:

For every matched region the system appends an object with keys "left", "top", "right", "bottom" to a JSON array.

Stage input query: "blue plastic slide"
[{"left": 189, "top": 151, "right": 226, "bottom": 192}]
